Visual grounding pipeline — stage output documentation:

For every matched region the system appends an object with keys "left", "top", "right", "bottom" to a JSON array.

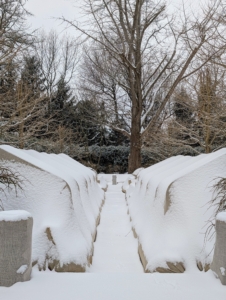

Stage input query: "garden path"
[{"left": 88, "top": 177, "right": 143, "bottom": 273}]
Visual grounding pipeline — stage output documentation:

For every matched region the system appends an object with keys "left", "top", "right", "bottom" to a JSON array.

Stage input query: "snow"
[
  {"left": 0, "top": 145, "right": 104, "bottom": 270},
  {"left": 0, "top": 172, "right": 226, "bottom": 297},
  {"left": 98, "top": 175, "right": 108, "bottom": 191},
  {"left": 0, "top": 268, "right": 225, "bottom": 300},
  {"left": 126, "top": 149, "right": 226, "bottom": 272},
  {"left": 16, "top": 265, "right": 28, "bottom": 274},
  {"left": 88, "top": 183, "right": 143, "bottom": 273},
  {"left": 216, "top": 212, "right": 226, "bottom": 223},
  {"left": 0, "top": 210, "right": 31, "bottom": 222},
  {"left": 220, "top": 267, "right": 226, "bottom": 276},
  {"left": 99, "top": 174, "right": 131, "bottom": 184}
]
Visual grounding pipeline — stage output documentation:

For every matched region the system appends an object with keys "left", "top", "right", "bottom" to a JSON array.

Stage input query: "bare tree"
[
  {"left": 79, "top": 45, "right": 131, "bottom": 134},
  {"left": 34, "top": 30, "right": 78, "bottom": 115},
  {"left": 165, "top": 66, "right": 226, "bottom": 155},
  {"left": 0, "top": 1, "right": 41, "bottom": 148},
  {"left": 62, "top": 0, "right": 225, "bottom": 172},
  {"left": 0, "top": 0, "right": 32, "bottom": 67}
]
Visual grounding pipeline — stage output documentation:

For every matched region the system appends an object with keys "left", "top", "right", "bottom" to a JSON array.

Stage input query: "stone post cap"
[
  {"left": 0, "top": 210, "right": 32, "bottom": 222},
  {"left": 216, "top": 211, "right": 226, "bottom": 223}
]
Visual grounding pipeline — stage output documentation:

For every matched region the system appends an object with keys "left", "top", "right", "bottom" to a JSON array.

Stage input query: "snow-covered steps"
[{"left": 88, "top": 181, "right": 143, "bottom": 273}]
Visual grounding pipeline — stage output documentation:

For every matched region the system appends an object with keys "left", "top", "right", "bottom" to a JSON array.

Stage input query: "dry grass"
[{"left": 204, "top": 177, "right": 226, "bottom": 253}]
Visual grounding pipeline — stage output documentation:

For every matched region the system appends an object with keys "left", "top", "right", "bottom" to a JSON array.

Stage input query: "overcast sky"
[
  {"left": 25, "top": 0, "right": 82, "bottom": 34},
  {"left": 25, "top": 0, "right": 206, "bottom": 35}
]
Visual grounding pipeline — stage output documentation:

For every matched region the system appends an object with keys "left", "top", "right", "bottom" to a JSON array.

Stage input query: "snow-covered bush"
[
  {"left": 74, "top": 145, "right": 163, "bottom": 173},
  {"left": 126, "top": 149, "right": 226, "bottom": 273},
  {"left": 0, "top": 145, "right": 104, "bottom": 272}
]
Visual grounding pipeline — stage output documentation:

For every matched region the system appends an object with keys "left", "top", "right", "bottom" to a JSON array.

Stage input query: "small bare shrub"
[
  {"left": 0, "top": 167, "right": 24, "bottom": 211},
  {"left": 204, "top": 177, "right": 226, "bottom": 252}
]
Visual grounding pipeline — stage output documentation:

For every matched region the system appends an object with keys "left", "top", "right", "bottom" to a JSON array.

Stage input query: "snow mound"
[
  {"left": 126, "top": 149, "right": 226, "bottom": 273},
  {"left": 0, "top": 145, "right": 104, "bottom": 272}
]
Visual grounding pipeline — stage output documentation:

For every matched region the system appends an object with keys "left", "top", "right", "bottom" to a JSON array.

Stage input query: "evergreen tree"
[
  {"left": 170, "top": 87, "right": 194, "bottom": 144},
  {"left": 20, "top": 55, "right": 45, "bottom": 98},
  {"left": 73, "top": 99, "right": 105, "bottom": 146},
  {"left": 173, "top": 88, "right": 193, "bottom": 124},
  {"left": 51, "top": 76, "right": 74, "bottom": 112},
  {"left": 50, "top": 76, "right": 76, "bottom": 127},
  {"left": 0, "top": 61, "right": 18, "bottom": 118}
]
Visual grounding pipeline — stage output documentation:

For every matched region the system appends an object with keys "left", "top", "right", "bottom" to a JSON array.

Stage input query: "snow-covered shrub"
[
  {"left": 126, "top": 149, "right": 226, "bottom": 273},
  {"left": 0, "top": 145, "right": 104, "bottom": 272},
  {"left": 73, "top": 145, "right": 163, "bottom": 173}
]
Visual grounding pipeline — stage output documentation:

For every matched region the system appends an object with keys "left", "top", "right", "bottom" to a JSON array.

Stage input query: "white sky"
[
  {"left": 25, "top": 0, "right": 82, "bottom": 34},
  {"left": 25, "top": 0, "right": 206, "bottom": 35}
]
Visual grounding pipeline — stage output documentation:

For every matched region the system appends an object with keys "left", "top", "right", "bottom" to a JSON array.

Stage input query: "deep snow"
[{"left": 0, "top": 145, "right": 104, "bottom": 269}]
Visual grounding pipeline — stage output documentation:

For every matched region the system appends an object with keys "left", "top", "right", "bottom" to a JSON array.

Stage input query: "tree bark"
[
  {"left": 128, "top": 80, "right": 142, "bottom": 173},
  {"left": 128, "top": 115, "right": 141, "bottom": 173}
]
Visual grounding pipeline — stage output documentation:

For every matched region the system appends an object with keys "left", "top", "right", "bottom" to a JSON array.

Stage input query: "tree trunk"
[
  {"left": 19, "top": 121, "right": 24, "bottom": 149},
  {"left": 128, "top": 105, "right": 142, "bottom": 174}
]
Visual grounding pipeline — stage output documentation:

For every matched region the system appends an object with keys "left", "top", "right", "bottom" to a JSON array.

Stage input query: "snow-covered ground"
[
  {"left": 0, "top": 159, "right": 226, "bottom": 298},
  {"left": 88, "top": 183, "right": 143, "bottom": 273},
  {"left": 0, "top": 175, "right": 225, "bottom": 299},
  {"left": 0, "top": 268, "right": 225, "bottom": 300}
]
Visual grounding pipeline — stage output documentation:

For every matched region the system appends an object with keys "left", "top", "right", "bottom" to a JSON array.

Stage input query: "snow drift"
[
  {"left": 126, "top": 149, "right": 226, "bottom": 273},
  {"left": 0, "top": 145, "right": 104, "bottom": 272}
]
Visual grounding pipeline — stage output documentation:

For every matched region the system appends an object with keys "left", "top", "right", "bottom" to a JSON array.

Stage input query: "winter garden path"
[
  {"left": 88, "top": 179, "right": 143, "bottom": 273},
  {"left": 0, "top": 175, "right": 226, "bottom": 300}
]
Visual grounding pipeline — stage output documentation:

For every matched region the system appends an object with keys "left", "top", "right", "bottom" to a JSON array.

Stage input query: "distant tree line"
[{"left": 1, "top": 0, "right": 226, "bottom": 173}]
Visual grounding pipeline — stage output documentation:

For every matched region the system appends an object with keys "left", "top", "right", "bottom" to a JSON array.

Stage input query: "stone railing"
[
  {"left": 0, "top": 210, "right": 33, "bottom": 287},
  {"left": 211, "top": 212, "right": 226, "bottom": 285}
]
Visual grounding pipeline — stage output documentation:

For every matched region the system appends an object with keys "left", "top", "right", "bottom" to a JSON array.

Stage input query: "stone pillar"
[
  {"left": 112, "top": 175, "right": 117, "bottom": 185},
  {"left": 0, "top": 210, "right": 33, "bottom": 287},
  {"left": 211, "top": 212, "right": 226, "bottom": 285}
]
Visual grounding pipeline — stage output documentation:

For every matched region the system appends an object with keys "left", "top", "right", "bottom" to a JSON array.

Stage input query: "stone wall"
[
  {"left": 0, "top": 211, "right": 33, "bottom": 287},
  {"left": 211, "top": 212, "right": 226, "bottom": 285}
]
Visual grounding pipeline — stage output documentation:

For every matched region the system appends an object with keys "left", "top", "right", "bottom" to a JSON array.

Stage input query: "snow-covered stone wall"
[
  {"left": 126, "top": 149, "right": 226, "bottom": 273},
  {"left": 0, "top": 145, "right": 104, "bottom": 272}
]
